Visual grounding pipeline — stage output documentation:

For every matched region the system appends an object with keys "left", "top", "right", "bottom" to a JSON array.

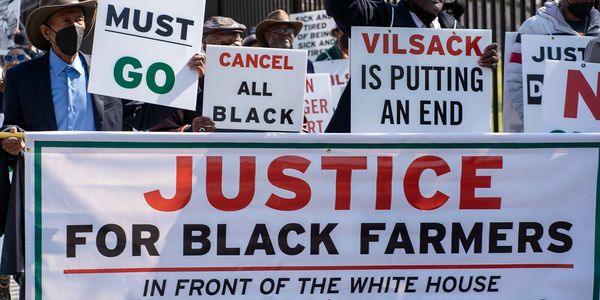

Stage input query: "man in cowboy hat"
[{"left": 255, "top": 9, "right": 314, "bottom": 73}]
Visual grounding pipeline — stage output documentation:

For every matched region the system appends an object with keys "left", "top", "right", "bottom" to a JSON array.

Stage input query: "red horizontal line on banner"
[{"left": 63, "top": 264, "right": 573, "bottom": 275}]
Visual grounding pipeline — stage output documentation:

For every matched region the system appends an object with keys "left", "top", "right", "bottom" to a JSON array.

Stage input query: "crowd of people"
[{"left": 0, "top": 0, "right": 598, "bottom": 298}]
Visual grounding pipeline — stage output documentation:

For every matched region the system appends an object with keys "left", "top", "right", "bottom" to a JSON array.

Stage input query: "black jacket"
[{"left": 324, "top": 0, "right": 463, "bottom": 133}]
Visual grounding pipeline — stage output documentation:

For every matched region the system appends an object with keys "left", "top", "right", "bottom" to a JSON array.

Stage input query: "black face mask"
[
  {"left": 407, "top": 2, "right": 438, "bottom": 26},
  {"left": 567, "top": 2, "right": 595, "bottom": 20},
  {"left": 47, "top": 24, "right": 84, "bottom": 56}
]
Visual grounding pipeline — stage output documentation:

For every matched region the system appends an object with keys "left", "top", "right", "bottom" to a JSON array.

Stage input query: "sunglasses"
[{"left": 4, "top": 54, "right": 29, "bottom": 63}]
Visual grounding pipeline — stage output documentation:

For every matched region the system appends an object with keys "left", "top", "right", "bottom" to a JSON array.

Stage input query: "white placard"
[
  {"left": 313, "top": 59, "right": 349, "bottom": 107},
  {"left": 520, "top": 35, "right": 594, "bottom": 132},
  {"left": 203, "top": 45, "right": 307, "bottom": 132},
  {"left": 88, "top": 0, "right": 205, "bottom": 110},
  {"left": 291, "top": 10, "right": 337, "bottom": 60},
  {"left": 351, "top": 27, "right": 492, "bottom": 133},
  {"left": 0, "top": 0, "right": 20, "bottom": 55},
  {"left": 540, "top": 60, "right": 600, "bottom": 132},
  {"left": 304, "top": 73, "right": 334, "bottom": 132},
  {"left": 24, "top": 132, "right": 600, "bottom": 300},
  {"left": 502, "top": 32, "right": 524, "bottom": 132}
]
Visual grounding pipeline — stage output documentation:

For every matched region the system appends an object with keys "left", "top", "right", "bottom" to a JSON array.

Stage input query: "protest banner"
[
  {"left": 0, "top": 0, "right": 19, "bottom": 55},
  {"left": 203, "top": 45, "right": 307, "bottom": 132},
  {"left": 502, "top": 32, "right": 524, "bottom": 132},
  {"left": 304, "top": 73, "right": 334, "bottom": 133},
  {"left": 351, "top": 27, "right": 492, "bottom": 133},
  {"left": 88, "top": 0, "right": 205, "bottom": 110},
  {"left": 24, "top": 132, "right": 600, "bottom": 300},
  {"left": 520, "top": 35, "right": 594, "bottom": 132},
  {"left": 313, "top": 59, "right": 349, "bottom": 107},
  {"left": 290, "top": 10, "right": 337, "bottom": 60},
  {"left": 539, "top": 60, "right": 600, "bottom": 132}
]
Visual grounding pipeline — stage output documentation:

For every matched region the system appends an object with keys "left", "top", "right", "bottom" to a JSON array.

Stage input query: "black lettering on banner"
[
  {"left": 517, "top": 222, "right": 543, "bottom": 253},
  {"left": 420, "top": 223, "right": 446, "bottom": 254},
  {"left": 548, "top": 221, "right": 573, "bottom": 253},
  {"left": 183, "top": 224, "right": 210, "bottom": 255},
  {"left": 66, "top": 224, "right": 93, "bottom": 258},
  {"left": 96, "top": 224, "right": 127, "bottom": 257},
  {"left": 298, "top": 277, "right": 340, "bottom": 294},
  {"left": 106, "top": 5, "right": 129, "bottom": 28},
  {"left": 361, "top": 65, "right": 381, "bottom": 90},
  {"left": 246, "top": 108, "right": 260, "bottom": 123},
  {"left": 213, "top": 106, "right": 226, "bottom": 121},
  {"left": 526, "top": 74, "right": 544, "bottom": 105},
  {"left": 311, "top": 223, "right": 339, "bottom": 255},
  {"left": 385, "top": 223, "right": 415, "bottom": 254},
  {"left": 381, "top": 99, "right": 409, "bottom": 125},
  {"left": 155, "top": 15, "right": 174, "bottom": 37},
  {"left": 132, "top": 224, "right": 160, "bottom": 256},
  {"left": 245, "top": 224, "right": 276, "bottom": 255},
  {"left": 488, "top": 222, "right": 513, "bottom": 253},
  {"left": 451, "top": 222, "right": 483, "bottom": 254},
  {"left": 218, "top": 224, "right": 241, "bottom": 255},
  {"left": 280, "top": 109, "right": 294, "bottom": 125},
  {"left": 278, "top": 223, "right": 306, "bottom": 255},
  {"left": 360, "top": 223, "right": 385, "bottom": 254},
  {"left": 143, "top": 279, "right": 166, "bottom": 296}
]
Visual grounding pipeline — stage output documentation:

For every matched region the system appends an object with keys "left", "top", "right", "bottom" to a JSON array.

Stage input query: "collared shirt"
[
  {"left": 49, "top": 49, "right": 96, "bottom": 131},
  {"left": 410, "top": 11, "right": 441, "bottom": 29}
]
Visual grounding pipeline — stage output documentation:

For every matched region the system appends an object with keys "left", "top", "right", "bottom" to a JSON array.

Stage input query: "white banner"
[
  {"left": 304, "top": 73, "right": 333, "bottom": 132},
  {"left": 88, "top": 0, "right": 205, "bottom": 110},
  {"left": 540, "top": 60, "right": 600, "bottom": 132},
  {"left": 24, "top": 132, "right": 600, "bottom": 300},
  {"left": 351, "top": 27, "right": 492, "bottom": 133},
  {"left": 520, "top": 35, "right": 594, "bottom": 132},
  {"left": 0, "top": 0, "right": 20, "bottom": 55},
  {"left": 203, "top": 45, "right": 307, "bottom": 132},
  {"left": 290, "top": 10, "right": 337, "bottom": 60},
  {"left": 313, "top": 59, "right": 349, "bottom": 107},
  {"left": 502, "top": 32, "right": 524, "bottom": 132}
]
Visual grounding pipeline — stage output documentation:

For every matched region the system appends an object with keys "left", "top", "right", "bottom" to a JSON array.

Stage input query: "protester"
[
  {"left": 256, "top": 9, "right": 315, "bottom": 73},
  {"left": 132, "top": 16, "right": 247, "bottom": 132},
  {"left": 242, "top": 33, "right": 260, "bottom": 47},
  {"left": 324, "top": 0, "right": 499, "bottom": 132},
  {"left": 506, "top": 0, "right": 600, "bottom": 120},
  {"left": 585, "top": 36, "right": 600, "bottom": 62},
  {"left": 315, "top": 27, "right": 349, "bottom": 61},
  {"left": 0, "top": 47, "right": 38, "bottom": 112}
]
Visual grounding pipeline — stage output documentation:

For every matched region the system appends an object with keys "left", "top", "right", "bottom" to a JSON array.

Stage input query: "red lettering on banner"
[
  {"left": 403, "top": 156, "right": 450, "bottom": 210},
  {"left": 144, "top": 156, "right": 193, "bottom": 212},
  {"left": 564, "top": 69, "right": 600, "bottom": 120},
  {"left": 447, "top": 35, "right": 463, "bottom": 56},
  {"left": 321, "top": 157, "right": 368, "bottom": 210},
  {"left": 266, "top": 156, "right": 312, "bottom": 211},
  {"left": 393, "top": 34, "right": 407, "bottom": 54},
  {"left": 427, "top": 35, "right": 445, "bottom": 55},
  {"left": 306, "top": 78, "right": 314, "bottom": 93},
  {"left": 362, "top": 33, "right": 379, "bottom": 54},
  {"left": 376, "top": 156, "right": 393, "bottom": 210},
  {"left": 409, "top": 34, "right": 425, "bottom": 55},
  {"left": 219, "top": 52, "right": 294, "bottom": 70},
  {"left": 206, "top": 156, "right": 256, "bottom": 211},
  {"left": 466, "top": 36, "right": 483, "bottom": 56},
  {"left": 459, "top": 156, "right": 503, "bottom": 209}
]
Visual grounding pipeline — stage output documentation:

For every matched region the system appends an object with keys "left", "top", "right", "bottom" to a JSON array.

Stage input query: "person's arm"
[
  {"left": 325, "top": 0, "right": 392, "bottom": 37},
  {"left": 1, "top": 70, "right": 25, "bottom": 155}
]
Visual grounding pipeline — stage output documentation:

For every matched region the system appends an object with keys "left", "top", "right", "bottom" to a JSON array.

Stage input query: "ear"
[{"left": 40, "top": 24, "right": 51, "bottom": 41}]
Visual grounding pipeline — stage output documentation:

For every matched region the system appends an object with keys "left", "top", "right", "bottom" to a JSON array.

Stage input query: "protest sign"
[
  {"left": 0, "top": 0, "right": 19, "bottom": 55},
  {"left": 520, "top": 35, "right": 594, "bottom": 132},
  {"left": 313, "top": 59, "right": 349, "bottom": 107},
  {"left": 502, "top": 32, "right": 524, "bottom": 132},
  {"left": 290, "top": 10, "right": 337, "bottom": 60},
  {"left": 203, "top": 45, "right": 307, "bottom": 132},
  {"left": 351, "top": 27, "right": 492, "bottom": 133},
  {"left": 88, "top": 0, "right": 205, "bottom": 110},
  {"left": 540, "top": 60, "right": 600, "bottom": 132},
  {"left": 304, "top": 73, "right": 334, "bottom": 132},
  {"left": 24, "top": 132, "right": 600, "bottom": 300}
]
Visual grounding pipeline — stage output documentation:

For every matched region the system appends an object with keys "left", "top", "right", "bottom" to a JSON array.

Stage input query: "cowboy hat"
[
  {"left": 255, "top": 9, "right": 303, "bottom": 46},
  {"left": 26, "top": 0, "right": 97, "bottom": 51}
]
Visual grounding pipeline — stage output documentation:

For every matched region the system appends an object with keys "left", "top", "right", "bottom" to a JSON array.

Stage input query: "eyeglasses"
[
  {"left": 268, "top": 27, "right": 295, "bottom": 35},
  {"left": 4, "top": 54, "right": 29, "bottom": 63}
]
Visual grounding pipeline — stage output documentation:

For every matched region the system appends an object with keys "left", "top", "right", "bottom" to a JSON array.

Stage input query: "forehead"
[
  {"left": 47, "top": 7, "right": 84, "bottom": 21},
  {"left": 8, "top": 48, "right": 27, "bottom": 55},
  {"left": 268, "top": 23, "right": 294, "bottom": 30},
  {"left": 205, "top": 31, "right": 240, "bottom": 38}
]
